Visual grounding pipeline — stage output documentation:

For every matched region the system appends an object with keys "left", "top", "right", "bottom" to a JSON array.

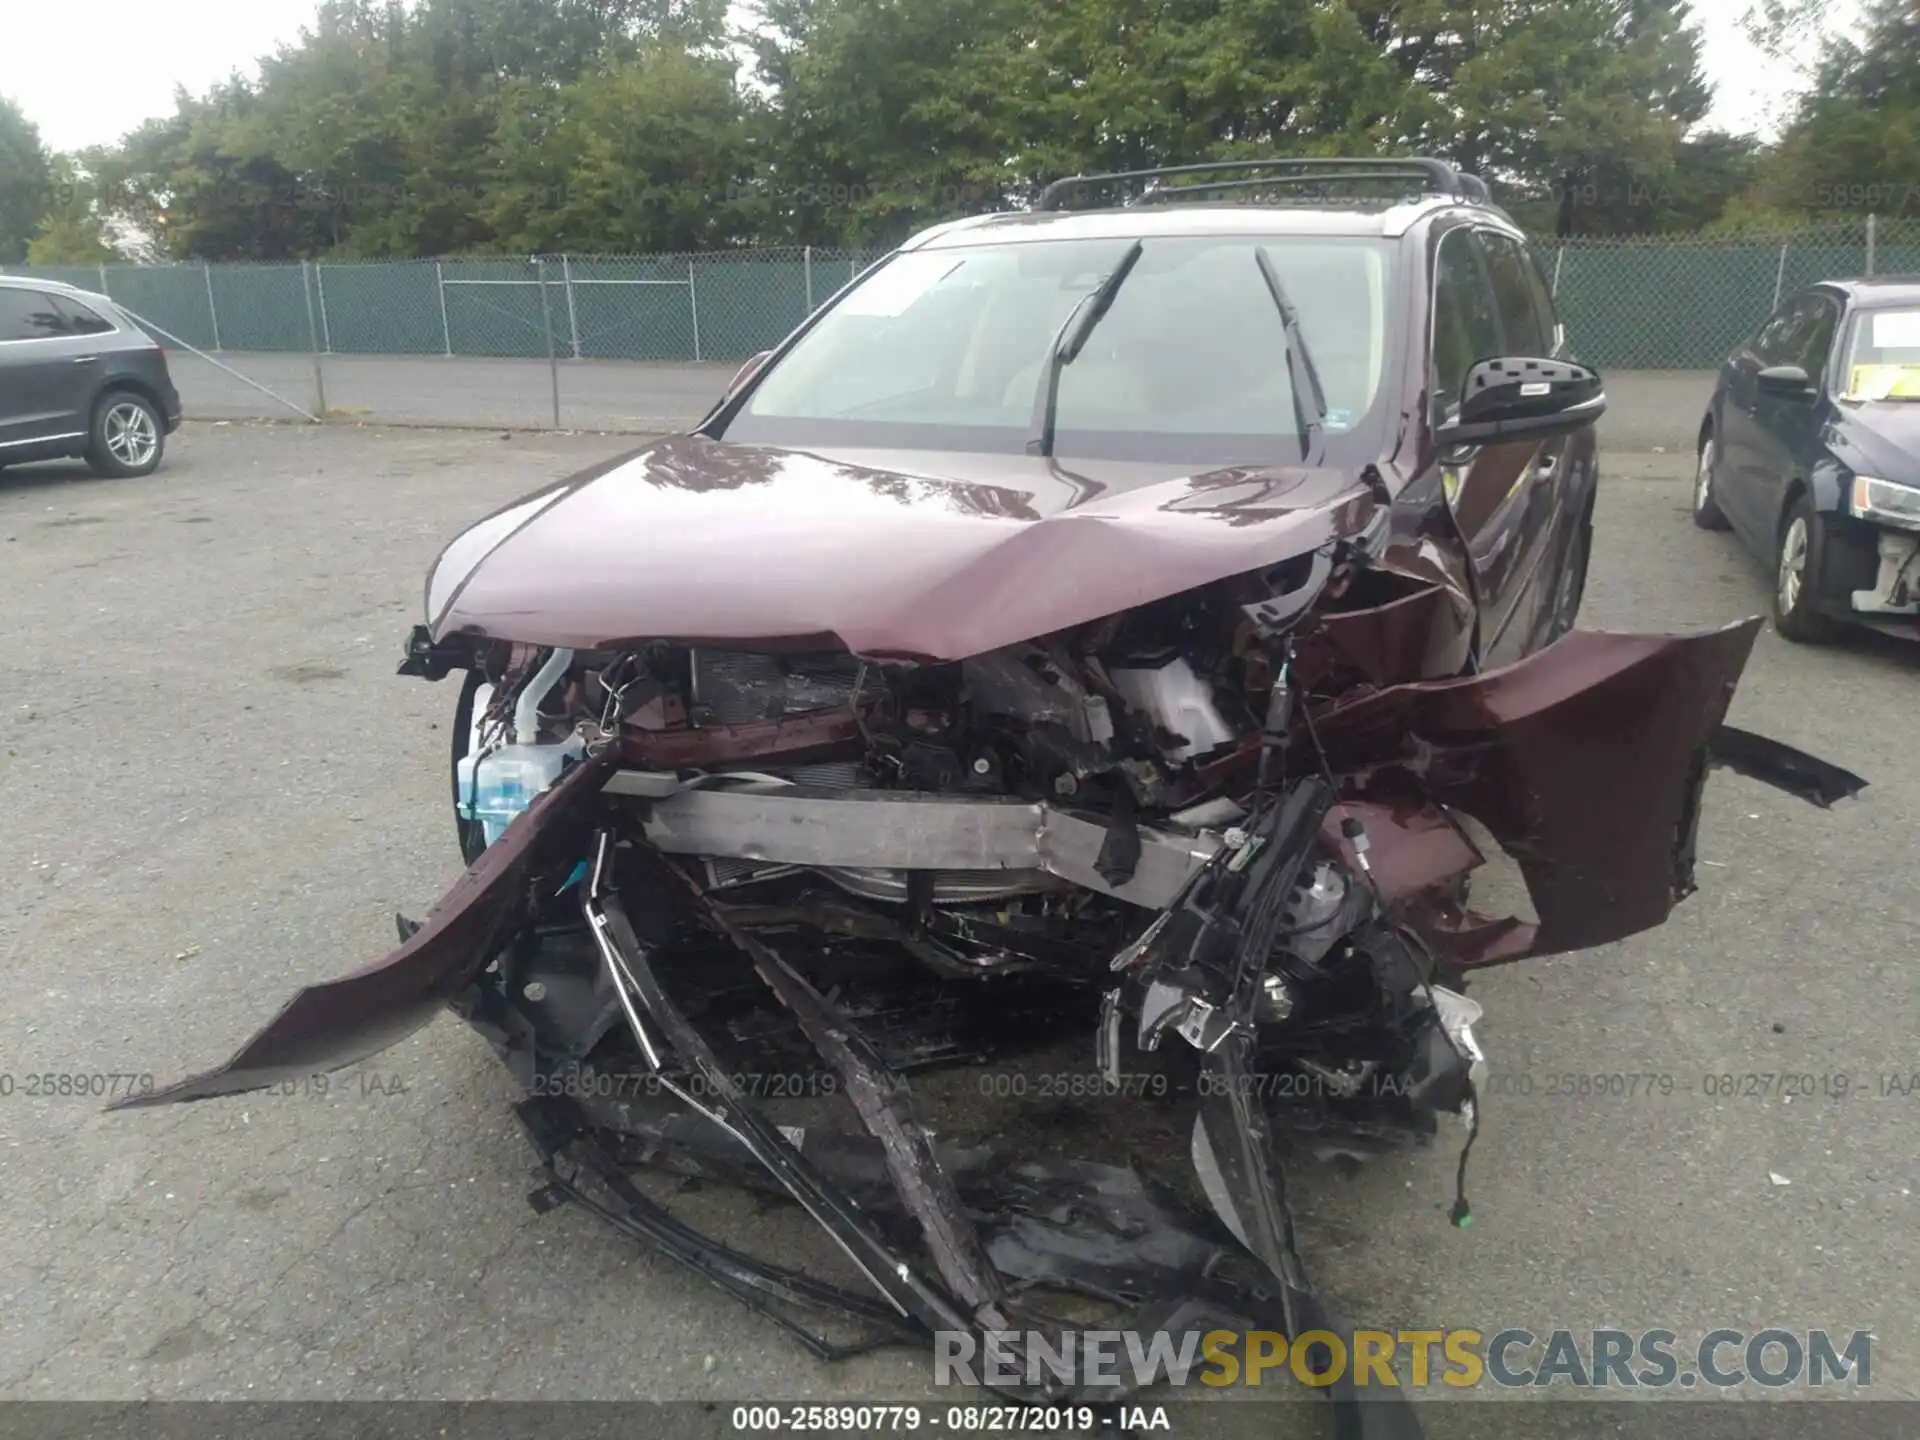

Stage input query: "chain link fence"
[
  {"left": 5, "top": 247, "right": 878, "bottom": 430},
  {"left": 9, "top": 247, "right": 873, "bottom": 363},
  {"left": 1541, "top": 217, "right": 1920, "bottom": 370},
  {"left": 6, "top": 223, "right": 1916, "bottom": 431}
]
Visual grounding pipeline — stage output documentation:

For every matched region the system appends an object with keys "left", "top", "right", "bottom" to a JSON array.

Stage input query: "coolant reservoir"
[
  {"left": 456, "top": 734, "right": 586, "bottom": 845},
  {"left": 1108, "top": 656, "right": 1236, "bottom": 761}
]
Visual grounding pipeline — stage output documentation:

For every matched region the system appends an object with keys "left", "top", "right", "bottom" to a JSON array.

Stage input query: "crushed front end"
[{"left": 122, "top": 566, "right": 1865, "bottom": 1435}]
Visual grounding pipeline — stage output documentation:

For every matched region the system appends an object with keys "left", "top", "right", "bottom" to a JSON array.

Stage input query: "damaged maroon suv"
[{"left": 122, "top": 160, "right": 1864, "bottom": 1434}]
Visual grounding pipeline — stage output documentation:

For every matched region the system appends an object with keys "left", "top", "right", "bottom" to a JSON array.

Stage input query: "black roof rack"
[{"left": 1034, "top": 156, "right": 1492, "bottom": 213}]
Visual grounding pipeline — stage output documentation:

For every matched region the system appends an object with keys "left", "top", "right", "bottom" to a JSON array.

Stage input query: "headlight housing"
[{"left": 1849, "top": 475, "right": 1920, "bottom": 532}]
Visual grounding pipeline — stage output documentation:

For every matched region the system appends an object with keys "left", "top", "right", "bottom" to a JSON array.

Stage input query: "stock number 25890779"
[{"left": 974, "top": 1071, "right": 1168, "bottom": 1098}]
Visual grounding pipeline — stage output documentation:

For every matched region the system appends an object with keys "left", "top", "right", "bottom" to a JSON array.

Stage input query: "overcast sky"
[{"left": 0, "top": 0, "right": 1840, "bottom": 156}]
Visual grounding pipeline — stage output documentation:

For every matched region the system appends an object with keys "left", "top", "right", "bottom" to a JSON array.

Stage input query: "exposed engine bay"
[
  {"left": 120, "top": 553, "right": 1867, "bottom": 1438},
  {"left": 455, "top": 592, "right": 1504, "bottom": 1139}
]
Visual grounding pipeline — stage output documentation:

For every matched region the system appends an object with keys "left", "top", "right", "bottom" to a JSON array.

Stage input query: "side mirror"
[
  {"left": 726, "top": 349, "right": 774, "bottom": 397},
  {"left": 1436, "top": 357, "right": 1606, "bottom": 448},
  {"left": 1757, "top": 363, "right": 1814, "bottom": 396}
]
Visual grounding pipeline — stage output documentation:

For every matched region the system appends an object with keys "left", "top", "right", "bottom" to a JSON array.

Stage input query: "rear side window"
[
  {"left": 1431, "top": 229, "right": 1502, "bottom": 416},
  {"left": 1479, "top": 232, "right": 1553, "bottom": 355},
  {"left": 50, "top": 294, "right": 115, "bottom": 335},
  {"left": 1752, "top": 294, "right": 1833, "bottom": 372},
  {"left": 0, "top": 289, "right": 68, "bottom": 341},
  {"left": 1793, "top": 296, "right": 1841, "bottom": 383},
  {"left": 1751, "top": 298, "right": 1809, "bottom": 364}
]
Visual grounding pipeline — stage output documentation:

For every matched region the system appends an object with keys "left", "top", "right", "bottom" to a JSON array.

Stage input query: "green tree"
[
  {"left": 239, "top": 4, "right": 499, "bottom": 255},
  {"left": 1381, "top": 0, "right": 1710, "bottom": 225},
  {"left": 483, "top": 47, "right": 760, "bottom": 251},
  {"left": 1748, "top": 0, "right": 1920, "bottom": 219},
  {"left": 77, "top": 0, "right": 1740, "bottom": 258},
  {"left": 26, "top": 157, "right": 116, "bottom": 263},
  {"left": 1524, "top": 130, "right": 1761, "bottom": 236},
  {"left": 27, "top": 211, "right": 116, "bottom": 265},
  {"left": 92, "top": 84, "right": 337, "bottom": 259},
  {"left": 0, "top": 93, "right": 52, "bottom": 263},
  {"left": 90, "top": 0, "right": 742, "bottom": 258},
  {"left": 746, "top": 0, "right": 1029, "bottom": 245},
  {"left": 749, "top": 0, "right": 1714, "bottom": 245}
]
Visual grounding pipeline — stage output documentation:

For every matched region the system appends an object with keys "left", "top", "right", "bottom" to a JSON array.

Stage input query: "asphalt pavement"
[{"left": 0, "top": 424, "right": 1913, "bottom": 1419}]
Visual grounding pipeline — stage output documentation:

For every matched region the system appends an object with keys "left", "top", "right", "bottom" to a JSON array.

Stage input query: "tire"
[
  {"left": 1691, "top": 427, "right": 1730, "bottom": 530},
  {"left": 85, "top": 390, "right": 165, "bottom": 477},
  {"left": 451, "top": 669, "right": 494, "bottom": 864},
  {"left": 1772, "top": 494, "right": 1841, "bottom": 644}
]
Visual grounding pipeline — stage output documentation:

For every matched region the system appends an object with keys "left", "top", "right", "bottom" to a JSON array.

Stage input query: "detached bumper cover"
[
  {"left": 111, "top": 754, "right": 614, "bottom": 1109},
  {"left": 1311, "top": 618, "right": 1862, "bottom": 959}
]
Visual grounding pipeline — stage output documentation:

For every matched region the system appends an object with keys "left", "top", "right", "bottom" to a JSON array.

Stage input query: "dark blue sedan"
[{"left": 1693, "top": 276, "right": 1920, "bottom": 642}]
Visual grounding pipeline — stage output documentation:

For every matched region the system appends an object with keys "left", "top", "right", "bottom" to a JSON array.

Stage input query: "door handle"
[
  {"left": 71, "top": 355, "right": 99, "bottom": 364},
  {"left": 1532, "top": 453, "right": 1558, "bottom": 482}
]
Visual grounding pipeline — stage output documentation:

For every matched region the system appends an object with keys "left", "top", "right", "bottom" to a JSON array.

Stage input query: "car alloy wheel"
[
  {"left": 1776, "top": 514, "right": 1808, "bottom": 615},
  {"left": 1771, "top": 496, "right": 1840, "bottom": 644},
  {"left": 1691, "top": 433, "right": 1729, "bottom": 530},
  {"left": 104, "top": 401, "right": 159, "bottom": 469}
]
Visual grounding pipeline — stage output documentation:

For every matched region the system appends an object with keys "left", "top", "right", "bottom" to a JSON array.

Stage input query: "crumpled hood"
[{"left": 429, "top": 435, "right": 1377, "bottom": 661}]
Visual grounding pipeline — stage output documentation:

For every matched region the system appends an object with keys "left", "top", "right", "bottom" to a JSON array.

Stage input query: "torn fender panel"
[
  {"left": 1321, "top": 799, "right": 1483, "bottom": 906},
  {"left": 1314, "top": 582, "right": 1474, "bottom": 686},
  {"left": 1313, "top": 619, "right": 1776, "bottom": 960},
  {"left": 114, "top": 755, "right": 614, "bottom": 1109}
]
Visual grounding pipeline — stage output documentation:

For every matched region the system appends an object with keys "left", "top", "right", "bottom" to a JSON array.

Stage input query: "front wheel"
[
  {"left": 85, "top": 391, "right": 165, "bottom": 477},
  {"left": 1691, "top": 429, "right": 1730, "bottom": 530},
  {"left": 1773, "top": 496, "right": 1841, "bottom": 644}
]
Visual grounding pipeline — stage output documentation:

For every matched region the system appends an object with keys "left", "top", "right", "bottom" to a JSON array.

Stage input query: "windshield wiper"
[
  {"left": 1027, "top": 239, "right": 1145, "bottom": 456},
  {"left": 1253, "top": 248, "right": 1329, "bottom": 462}
]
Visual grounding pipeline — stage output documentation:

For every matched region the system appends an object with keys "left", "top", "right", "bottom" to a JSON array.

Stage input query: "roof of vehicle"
[
  {"left": 0, "top": 272, "right": 121, "bottom": 311},
  {"left": 1812, "top": 276, "right": 1920, "bottom": 305},
  {"left": 909, "top": 195, "right": 1515, "bottom": 251},
  {"left": 0, "top": 272, "right": 129, "bottom": 316},
  {"left": 0, "top": 273, "right": 84, "bottom": 291},
  {"left": 906, "top": 155, "right": 1518, "bottom": 251}
]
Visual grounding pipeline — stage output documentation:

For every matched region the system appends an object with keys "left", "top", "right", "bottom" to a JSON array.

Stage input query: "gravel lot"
[
  {"left": 168, "top": 352, "right": 742, "bottom": 432},
  {"left": 0, "top": 423, "right": 1914, "bottom": 1419}
]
